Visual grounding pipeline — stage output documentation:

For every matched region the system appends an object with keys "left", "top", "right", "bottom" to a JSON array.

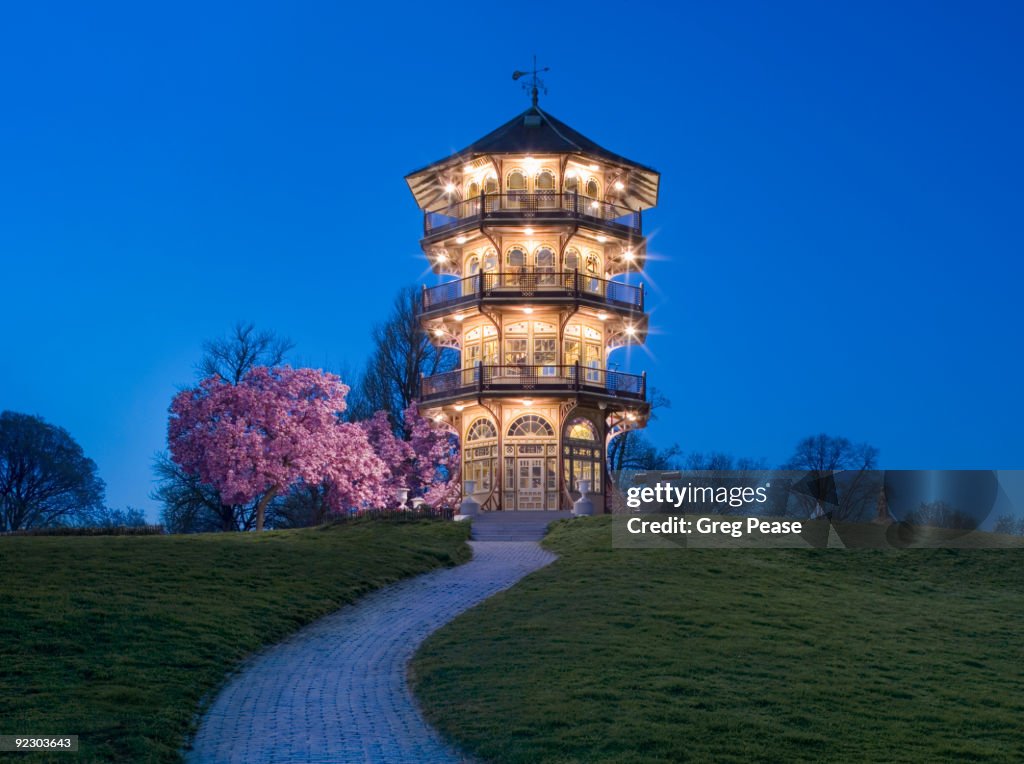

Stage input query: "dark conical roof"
[
  {"left": 405, "top": 105, "right": 660, "bottom": 212},
  {"left": 410, "top": 105, "right": 657, "bottom": 175}
]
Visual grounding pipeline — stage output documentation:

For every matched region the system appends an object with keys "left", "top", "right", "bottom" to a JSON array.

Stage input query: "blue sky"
[{"left": 1, "top": 1, "right": 1022, "bottom": 517}]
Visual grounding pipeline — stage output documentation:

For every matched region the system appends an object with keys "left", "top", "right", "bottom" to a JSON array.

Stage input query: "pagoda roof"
[{"left": 405, "top": 105, "right": 660, "bottom": 212}]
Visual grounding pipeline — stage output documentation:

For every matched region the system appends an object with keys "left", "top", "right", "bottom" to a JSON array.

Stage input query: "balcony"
[
  {"left": 418, "top": 271, "right": 644, "bottom": 318},
  {"left": 423, "top": 192, "right": 641, "bottom": 238},
  {"left": 420, "top": 364, "right": 646, "bottom": 404}
]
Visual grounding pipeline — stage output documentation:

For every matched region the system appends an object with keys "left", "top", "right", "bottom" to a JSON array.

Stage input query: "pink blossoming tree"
[
  {"left": 358, "top": 405, "right": 460, "bottom": 508},
  {"left": 169, "top": 366, "right": 387, "bottom": 530}
]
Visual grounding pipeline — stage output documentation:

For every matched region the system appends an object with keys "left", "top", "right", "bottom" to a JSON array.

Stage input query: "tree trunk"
[{"left": 255, "top": 487, "right": 278, "bottom": 532}]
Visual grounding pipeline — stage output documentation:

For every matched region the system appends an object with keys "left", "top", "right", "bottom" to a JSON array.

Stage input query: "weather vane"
[{"left": 512, "top": 56, "right": 549, "bottom": 107}]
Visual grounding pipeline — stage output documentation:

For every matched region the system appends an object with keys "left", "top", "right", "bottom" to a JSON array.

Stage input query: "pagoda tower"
[{"left": 405, "top": 101, "right": 659, "bottom": 512}]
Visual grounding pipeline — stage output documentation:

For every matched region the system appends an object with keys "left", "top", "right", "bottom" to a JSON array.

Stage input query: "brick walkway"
[{"left": 186, "top": 541, "right": 556, "bottom": 763}]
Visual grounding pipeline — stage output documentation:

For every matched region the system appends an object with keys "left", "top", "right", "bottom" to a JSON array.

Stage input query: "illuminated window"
[
  {"left": 467, "top": 181, "right": 480, "bottom": 197},
  {"left": 564, "top": 248, "right": 580, "bottom": 271},
  {"left": 507, "top": 415, "right": 555, "bottom": 438},
  {"left": 484, "top": 174, "right": 498, "bottom": 194},
  {"left": 537, "top": 170, "right": 555, "bottom": 190},
  {"left": 585, "top": 178, "right": 600, "bottom": 198},
  {"left": 508, "top": 171, "right": 526, "bottom": 191},
  {"left": 467, "top": 418, "right": 498, "bottom": 442},
  {"left": 565, "top": 174, "right": 579, "bottom": 193},
  {"left": 507, "top": 247, "right": 526, "bottom": 269},
  {"left": 566, "top": 417, "right": 597, "bottom": 441}
]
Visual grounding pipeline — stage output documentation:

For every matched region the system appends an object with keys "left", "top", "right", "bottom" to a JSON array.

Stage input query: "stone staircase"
[{"left": 470, "top": 511, "right": 574, "bottom": 541}]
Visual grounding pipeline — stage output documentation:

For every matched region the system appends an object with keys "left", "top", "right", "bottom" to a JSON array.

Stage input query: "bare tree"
[
  {"left": 783, "top": 433, "right": 879, "bottom": 520},
  {"left": 993, "top": 514, "right": 1024, "bottom": 536},
  {"left": 352, "top": 286, "right": 457, "bottom": 430},
  {"left": 0, "top": 411, "right": 106, "bottom": 531},
  {"left": 607, "top": 387, "right": 672, "bottom": 473},
  {"left": 910, "top": 500, "right": 979, "bottom": 530},
  {"left": 198, "top": 321, "right": 294, "bottom": 384}
]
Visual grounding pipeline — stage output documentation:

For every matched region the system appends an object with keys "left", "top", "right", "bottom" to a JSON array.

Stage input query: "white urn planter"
[
  {"left": 394, "top": 486, "right": 409, "bottom": 511},
  {"left": 572, "top": 480, "right": 594, "bottom": 516},
  {"left": 457, "top": 480, "right": 480, "bottom": 519}
]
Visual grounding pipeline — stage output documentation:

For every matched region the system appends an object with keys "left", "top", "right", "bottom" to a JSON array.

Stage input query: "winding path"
[{"left": 187, "top": 540, "right": 556, "bottom": 763}]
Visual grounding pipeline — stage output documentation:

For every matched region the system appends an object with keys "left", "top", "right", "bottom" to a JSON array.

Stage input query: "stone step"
[{"left": 469, "top": 510, "right": 573, "bottom": 541}]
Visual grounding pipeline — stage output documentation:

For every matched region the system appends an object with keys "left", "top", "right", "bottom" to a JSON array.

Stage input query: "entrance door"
[{"left": 517, "top": 457, "right": 545, "bottom": 510}]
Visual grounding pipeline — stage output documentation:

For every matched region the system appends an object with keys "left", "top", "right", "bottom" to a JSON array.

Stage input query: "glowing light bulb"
[
  {"left": 625, "top": 325, "right": 637, "bottom": 336},
  {"left": 522, "top": 399, "right": 533, "bottom": 407},
  {"left": 445, "top": 183, "right": 456, "bottom": 193},
  {"left": 596, "top": 235, "right": 607, "bottom": 243},
  {"left": 523, "top": 307, "right": 534, "bottom": 314},
  {"left": 614, "top": 181, "right": 625, "bottom": 191},
  {"left": 588, "top": 164, "right": 599, "bottom": 171},
  {"left": 436, "top": 253, "right": 447, "bottom": 263},
  {"left": 623, "top": 249, "right": 635, "bottom": 261},
  {"left": 597, "top": 312, "right": 608, "bottom": 321},
  {"left": 590, "top": 201, "right": 600, "bottom": 209},
  {"left": 454, "top": 404, "right": 465, "bottom": 412},
  {"left": 453, "top": 314, "right": 465, "bottom": 322},
  {"left": 524, "top": 227, "right": 534, "bottom": 235},
  {"left": 455, "top": 236, "right": 467, "bottom": 244},
  {"left": 433, "top": 328, "right": 444, "bottom": 337}
]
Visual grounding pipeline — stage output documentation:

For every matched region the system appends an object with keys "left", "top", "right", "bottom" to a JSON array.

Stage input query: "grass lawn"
[
  {"left": 412, "top": 517, "right": 1024, "bottom": 763},
  {"left": 0, "top": 519, "right": 470, "bottom": 762}
]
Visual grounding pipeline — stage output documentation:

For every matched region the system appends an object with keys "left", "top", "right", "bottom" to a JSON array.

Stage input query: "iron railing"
[
  {"left": 419, "top": 270, "right": 644, "bottom": 314},
  {"left": 420, "top": 364, "right": 646, "bottom": 402},
  {"left": 424, "top": 192, "right": 641, "bottom": 236}
]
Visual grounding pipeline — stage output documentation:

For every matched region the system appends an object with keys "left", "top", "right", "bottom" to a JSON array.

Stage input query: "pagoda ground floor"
[{"left": 424, "top": 397, "right": 645, "bottom": 512}]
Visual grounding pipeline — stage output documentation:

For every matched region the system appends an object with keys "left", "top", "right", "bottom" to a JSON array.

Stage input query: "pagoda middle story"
[{"left": 406, "top": 103, "right": 660, "bottom": 512}]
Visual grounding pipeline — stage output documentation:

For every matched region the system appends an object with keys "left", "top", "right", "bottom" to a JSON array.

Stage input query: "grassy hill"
[
  {"left": 412, "top": 517, "right": 1024, "bottom": 763},
  {"left": 0, "top": 519, "right": 470, "bottom": 762}
]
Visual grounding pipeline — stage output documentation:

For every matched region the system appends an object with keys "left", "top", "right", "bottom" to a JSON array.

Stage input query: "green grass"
[
  {"left": 412, "top": 517, "right": 1024, "bottom": 763},
  {"left": 0, "top": 519, "right": 470, "bottom": 762}
]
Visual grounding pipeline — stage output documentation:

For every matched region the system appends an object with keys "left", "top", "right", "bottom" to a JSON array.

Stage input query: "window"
[
  {"left": 566, "top": 417, "right": 597, "bottom": 441},
  {"left": 508, "top": 170, "right": 526, "bottom": 190},
  {"left": 464, "top": 418, "right": 497, "bottom": 495},
  {"left": 467, "top": 418, "right": 497, "bottom": 441},
  {"left": 467, "top": 181, "right": 480, "bottom": 197},
  {"left": 536, "top": 246, "right": 555, "bottom": 285},
  {"left": 565, "top": 173, "right": 579, "bottom": 194},
  {"left": 484, "top": 174, "right": 498, "bottom": 194},
  {"left": 466, "top": 255, "right": 480, "bottom": 276},
  {"left": 585, "top": 178, "right": 600, "bottom": 198},
  {"left": 508, "top": 247, "right": 526, "bottom": 268},
  {"left": 585, "top": 253, "right": 602, "bottom": 293},
  {"left": 507, "top": 415, "right": 555, "bottom": 438},
  {"left": 482, "top": 248, "right": 497, "bottom": 272},
  {"left": 563, "top": 417, "right": 602, "bottom": 496},
  {"left": 536, "top": 170, "right": 555, "bottom": 190},
  {"left": 564, "top": 248, "right": 580, "bottom": 272}
]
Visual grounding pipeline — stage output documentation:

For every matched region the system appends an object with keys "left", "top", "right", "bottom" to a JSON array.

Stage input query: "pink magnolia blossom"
[
  {"left": 168, "top": 366, "right": 388, "bottom": 529},
  {"left": 404, "top": 404, "right": 461, "bottom": 508}
]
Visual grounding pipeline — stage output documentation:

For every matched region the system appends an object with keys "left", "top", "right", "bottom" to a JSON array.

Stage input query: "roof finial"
[{"left": 512, "top": 55, "right": 549, "bottom": 107}]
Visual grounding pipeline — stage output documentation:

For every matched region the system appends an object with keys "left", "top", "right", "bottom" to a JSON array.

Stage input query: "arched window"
[
  {"left": 464, "top": 418, "right": 498, "bottom": 497},
  {"left": 507, "top": 415, "right": 555, "bottom": 438},
  {"left": 507, "top": 246, "right": 526, "bottom": 269},
  {"left": 466, "top": 255, "right": 480, "bottom": 276},
  {"left": 566, "top": 418, "right": 597, "bottom": 441},
  {"left": 467, "top": 181, "right": 480, "bottom": 197},
  {"left": 564, "top": 417, "right": 602, "bottom": 497},
  {"left": 585, "top": 178, "right": 600, "bottom": 198},
  {"left": 482, "top": 248, "right": 497, "bottom": 272},
  {"left": 536, "top": 246, "right": 555, "bottom": 285},
  {"left": 467, "top": 418, "right": 497, "bottom": 441},
  {"left": 536, "top": 170, "right": 555, "bottom": 190},
  {"left": 564, "top": 248, "right": 580, "bottom": 272},
  {"left": 564, "top": 172, "right": 579, "bottom": 194},
  {"left": 584, "top": 253, "right": 602, "bottom": 295},
  {"left": 484, "top": 174, "right": 498, "bottom": 194},
  {"left": 508, "top": 170, "right": 526, "bottom": 190},
  {"left": 536, "top": 169, "right": 556, "bottom": 209}
]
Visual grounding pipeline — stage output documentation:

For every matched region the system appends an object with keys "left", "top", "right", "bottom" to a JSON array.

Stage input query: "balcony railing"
[
  {"left": 420, "top": 364, "right": 646, "bottom": 403},
  {"left": 419, "top": 270, "right": 644, "bottom": 315},
  {"left": 424, "top": 192, "right": 641, "bottom": 236}
]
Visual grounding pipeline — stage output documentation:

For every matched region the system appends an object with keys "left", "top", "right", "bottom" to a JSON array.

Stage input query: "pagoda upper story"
[
  {"left": 405, "top": 105, "right": 660, "bottom": 322},
  {"left": 406, "top": 105, "right": 660, "bottom": 244}
]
